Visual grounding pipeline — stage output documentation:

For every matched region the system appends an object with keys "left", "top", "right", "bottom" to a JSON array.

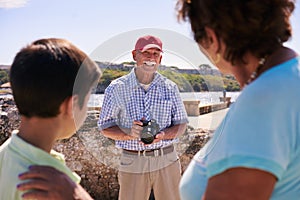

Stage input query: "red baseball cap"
[{"left": 134, "top": 35, "right": 163, "bottom": 52}]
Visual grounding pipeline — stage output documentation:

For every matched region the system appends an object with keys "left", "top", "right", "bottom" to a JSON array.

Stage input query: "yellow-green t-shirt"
[{"left": 0, "top": 133, "right": 80, "bottom": 200}]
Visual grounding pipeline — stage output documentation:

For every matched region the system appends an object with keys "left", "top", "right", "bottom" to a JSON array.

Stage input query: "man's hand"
[
  {"left": 17, "top": 165, "right": 93, "bottom": 200},
  {"left": 152, "top": 131, "right": 165, "bottom": 143},
  {"left": 130, "top": 120, "right": 143, "bottom": 138}
]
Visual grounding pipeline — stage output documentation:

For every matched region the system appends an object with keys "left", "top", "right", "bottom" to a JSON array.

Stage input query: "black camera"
[{"left": 140, "top": 119, "right": 160, "bottom": 144}]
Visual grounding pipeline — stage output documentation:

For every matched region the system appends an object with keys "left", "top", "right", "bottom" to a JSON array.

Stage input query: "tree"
[{"left": 0, "top": 70, "right": 9, "bottom": 85}]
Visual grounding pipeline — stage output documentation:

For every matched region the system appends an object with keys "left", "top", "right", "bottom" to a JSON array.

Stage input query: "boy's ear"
[{"left": 60, "top": 95, "right": 78, "bottom": 118}]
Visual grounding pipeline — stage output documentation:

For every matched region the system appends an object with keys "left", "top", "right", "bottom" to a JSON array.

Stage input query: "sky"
[{"left": 1, "top": 0, "right": 299, "bottom": 69}]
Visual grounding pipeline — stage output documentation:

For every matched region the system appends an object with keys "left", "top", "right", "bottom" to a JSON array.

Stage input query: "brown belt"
[{"left": 122, "top": 145, "right": 174, "bottom": 157}]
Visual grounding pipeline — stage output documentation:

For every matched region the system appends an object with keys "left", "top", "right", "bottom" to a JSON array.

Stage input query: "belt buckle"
[{"left": 141, "top": 149, "right": 162, "bottom": 157}]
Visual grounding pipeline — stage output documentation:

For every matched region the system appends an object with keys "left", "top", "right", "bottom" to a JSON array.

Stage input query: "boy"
[{"left": 0, "top": 38, "right": 101, "bottom": 199}]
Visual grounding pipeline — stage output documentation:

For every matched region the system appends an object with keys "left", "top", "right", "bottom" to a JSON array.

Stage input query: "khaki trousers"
[{"left": 118, "top": 149, "right": 181, "bottom": 200}]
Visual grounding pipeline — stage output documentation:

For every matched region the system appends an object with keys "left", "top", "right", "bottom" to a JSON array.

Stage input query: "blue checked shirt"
[{"left": 98, "top": 68, "right": 188, "bottom": 151}]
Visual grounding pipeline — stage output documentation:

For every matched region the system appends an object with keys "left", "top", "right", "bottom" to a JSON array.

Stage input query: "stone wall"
[{"left": 0, "top": 98, "right": 212, "bottom": 200}]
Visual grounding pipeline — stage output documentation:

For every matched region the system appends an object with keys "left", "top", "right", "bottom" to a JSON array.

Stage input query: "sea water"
[{"left": 88, "top": 91, "right": 241, "bottom": 107}]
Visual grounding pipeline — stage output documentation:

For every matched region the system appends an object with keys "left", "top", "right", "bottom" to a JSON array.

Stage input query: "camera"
[{"left": 140, "top": 119, "right": 160, "bottom": 144}]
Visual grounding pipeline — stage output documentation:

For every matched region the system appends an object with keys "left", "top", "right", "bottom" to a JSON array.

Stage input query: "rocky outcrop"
[
  {"left": 0, "top": 98, "right": 211, "bottom": 200},
  {"left": 0, "top": 98, "right": 19, "bottom": 143}
]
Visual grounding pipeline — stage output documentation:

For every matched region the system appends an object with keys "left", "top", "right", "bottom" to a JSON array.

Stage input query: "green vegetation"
[
  {"left": 0, "top": 64, "right": 240, "bottom": 93},
  {"left": 159, "top": 69, "right": 194, "bottom": 92},
  {"left": 159, "top": 69, "right": 240, "bottom": 92},
  {"left": 96, "top": 66, "right": 240, "bottom": 93},
  {"left": 0, "top": 69, "right": 9, "bottom": 85},
  {"left": 222, "top": 75, "right": 241, "bottom": 91},
  {"left": 99, "top": 69, "right": 128, "bottom": 88}
]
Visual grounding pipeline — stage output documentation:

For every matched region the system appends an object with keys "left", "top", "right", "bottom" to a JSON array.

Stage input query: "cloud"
[{"left": 0, "top": 0, "right": 28, "bottom": 9}]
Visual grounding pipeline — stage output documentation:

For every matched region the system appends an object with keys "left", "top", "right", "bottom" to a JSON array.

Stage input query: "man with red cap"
[{"left": 98, "top": 35, "right": 188, "bottom": 200}]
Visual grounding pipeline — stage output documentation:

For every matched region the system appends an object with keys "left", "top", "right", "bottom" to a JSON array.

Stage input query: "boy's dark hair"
[{"left": 10, "top": 38, "right": 101, "bottom": 118}]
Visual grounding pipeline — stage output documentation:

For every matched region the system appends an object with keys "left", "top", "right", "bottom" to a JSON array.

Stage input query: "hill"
[
  {"left": 95, "top": 61, "right": 240, "bottom": 93},
  {"left": 0, "top": 62, "right": 240, "bottom": 93}
]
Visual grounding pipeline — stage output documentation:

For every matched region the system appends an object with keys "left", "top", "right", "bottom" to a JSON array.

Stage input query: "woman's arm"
[{"left": 203, "top": 167, "right": 277, "bottom": 200}]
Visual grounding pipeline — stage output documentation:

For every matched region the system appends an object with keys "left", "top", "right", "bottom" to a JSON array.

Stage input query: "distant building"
[
  {"left": 0, "top": 65, "right": 10, "bottom": 70},
  {"left": 0, "top": 82, "right": 11, "bottom": 94}
]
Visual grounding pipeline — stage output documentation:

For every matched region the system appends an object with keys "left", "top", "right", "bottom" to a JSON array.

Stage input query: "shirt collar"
[
  {"left": 128, "top": 68, "right": 163, "bottom": 90},
  {"left": 8, "top": 133, "right": 81, "bottom": 183}
]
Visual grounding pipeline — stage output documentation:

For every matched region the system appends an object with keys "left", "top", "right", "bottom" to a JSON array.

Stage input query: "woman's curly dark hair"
[{"left": 176, "top": 0, "right": 295, "bottom": 65}]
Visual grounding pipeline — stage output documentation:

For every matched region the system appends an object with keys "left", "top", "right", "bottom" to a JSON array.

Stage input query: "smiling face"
[{"left": 133, "top": 48, "right": 162, "bottom": 74}]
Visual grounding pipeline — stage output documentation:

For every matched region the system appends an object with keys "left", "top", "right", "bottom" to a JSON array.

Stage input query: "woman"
[{"left": 177, "top": 0, "right": 300, "bottom": 199}]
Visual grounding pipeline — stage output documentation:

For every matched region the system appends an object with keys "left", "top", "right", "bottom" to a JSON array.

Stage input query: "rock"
[{"left": 0, "top": 98, "right": 211, "bottom": 200}]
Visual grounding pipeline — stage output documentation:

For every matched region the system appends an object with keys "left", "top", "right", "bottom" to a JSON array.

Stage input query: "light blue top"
[
  {"left": 180, "top": 57, "right": 300, "bottom": 200},
  {"left": 98, "top": 68, "right": 188, "bottom": 151},
  {"left": 0, "top": 133, "right": 80, "bottom": 200}
]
